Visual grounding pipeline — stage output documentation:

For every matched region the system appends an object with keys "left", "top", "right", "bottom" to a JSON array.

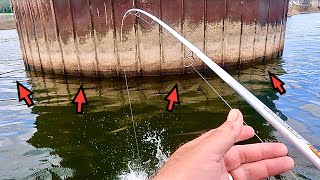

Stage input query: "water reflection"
[
  {"left": 26, "top": 60, "right": 287, "bottom": 179},
  {"left": 2, "top": 13, "right": 320, "bottom": 179}
]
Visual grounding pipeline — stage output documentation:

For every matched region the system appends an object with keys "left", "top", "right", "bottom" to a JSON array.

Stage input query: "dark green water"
[{"left": 0, "top": 14, "right": 320, "bottom": 179}]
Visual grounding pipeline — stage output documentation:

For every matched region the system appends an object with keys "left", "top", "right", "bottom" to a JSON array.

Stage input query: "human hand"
[{"left": 153, "top": 109, "right": 294, "bottom": 180}]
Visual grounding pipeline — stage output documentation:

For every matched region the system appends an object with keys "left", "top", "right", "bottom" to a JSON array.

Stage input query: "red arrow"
[
  {"left": 72, "top": 85, "right": 88, "bottom": 114},
  {"left": 17, "top": 81, "right": 34, "bottom": 107},
  {"left": 164, "top": 84, "right": 180, "bottom": 112},
  {"left": 268, "top": 71, "right": 286, "bottom": 95}
]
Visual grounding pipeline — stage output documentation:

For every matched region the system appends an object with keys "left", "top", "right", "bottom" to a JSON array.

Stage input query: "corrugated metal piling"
[{"left": 12, "top": 0, "right": 289, "bottom": 76}]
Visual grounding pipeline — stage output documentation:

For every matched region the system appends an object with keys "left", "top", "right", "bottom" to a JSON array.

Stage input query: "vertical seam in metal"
[
  {"left": 104, "top": 1, "right": 107, "bottom": 26},
  {"left": 278, "top": 0, "right": 284, "bottom": 57},
  {"left": 68, "top": 0, "right": 82, "bottom": 76},
  {"left": 21, "top": 0, "right": 35, "bottom": 70},
  {"left": 17, "top": 4, "right": 29, "bottom": 69},
  {"left": 238, "top": 0, "right": 244, "bottom": 67},
  {"left": 252, "top": 0, "right": 258, "bottom": 64},
  {"left": 181, "top": 0, "right": 185, "bottom": 74},
  {"left": 278, "top": 0, "right": 286, "bottom": 57},
  {"left": 88, "top": 0, "right": 100, "bottom": 77},
  {"left": 159, "top": 0, "right": 163, "bottom": 75},
  {"left": 36, "top": 0, "right": 54, "bottom": 74},
  {"left": 110, "top": 0, "right": 119, "bottom": 76},
  {"left": 11, "top": 0, "right": 26, "bottom": 63},
  {"left": 11, "top": 0, "right": 29, "bottom": 70},
  {"left": 263, "top": 0, "right": 271, "bottom": 61},
  {"left": 27, "top": 0, "right": 44, "bottom": 73},
  {"left": 134, "top": 0, "right": 141, "bottom": 75},
  {"left": 104, "top": 0, "right": 112, "bottom": 76},
  {"left": 271, "top": 1, "right": 277, "bottom": 59},
  {"left": 50, "top": 0, "right": 66, "bottom": 74},
  {"left": 222, "top": 0, "right": 227, "bottom": 66},
  {"left": 203, "top": 0, "right": 207, "bottom": 71}
]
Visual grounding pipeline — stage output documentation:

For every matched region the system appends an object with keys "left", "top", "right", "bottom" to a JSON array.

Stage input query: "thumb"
[{"left": 203, "top": 109, "right": 244, "bottom": 160}]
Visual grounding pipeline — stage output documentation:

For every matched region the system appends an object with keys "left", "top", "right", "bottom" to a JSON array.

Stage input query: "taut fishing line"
[
  {"left": 120, "top": 9, "right": 302, "bottom": 179},
  {"left": 120, "top": 12, "right": 141, "bottom": 160}
]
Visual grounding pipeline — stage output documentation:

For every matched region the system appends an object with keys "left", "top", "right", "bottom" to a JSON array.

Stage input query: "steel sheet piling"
[{"left": 13, "top": 0, "right": 289, "bottom": 76}]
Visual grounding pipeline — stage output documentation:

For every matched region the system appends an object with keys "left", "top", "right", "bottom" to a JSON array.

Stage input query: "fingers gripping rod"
[{"left": 122, "top": 8, "right": 320, "bottom": 170}]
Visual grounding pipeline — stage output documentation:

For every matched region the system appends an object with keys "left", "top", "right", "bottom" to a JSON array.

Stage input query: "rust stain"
[
  {"left": 265, "top": 0, "right": 277, "bottom": 59},
  {"left": 34, "top": 0, "right": 52, "bottom": 72},
  {"left": 136, "top": 0, "right": 161, "bottom": 75},
  {"left": 183, "top": 0, "right": 205, "bottom": 71},
  {"left": 112, "top": 0, "right": 137, "bottom": 76},
  {"left": 254, "top": 0, "right": 269, "bottom": 62},
  {"left": 242, "top": 0, "right": 257, "bottom": 24},
  {"left": 22, "top": 0, "right": 37, "bottom": 70},
  {"left": 279, "top": 0, "right": 289, "bottom": 57},
  {"left": 70, "top": 0, "right": 98, "bottom": 76},
  {"left": 10, "top": 0, "right": 28, "bottom": 69},
  {"left": 26, "top": 0, "right": 43, "bottom": 71},
  {"left": 19, "top": 0, "right": 34, "bottom": 69},
  {"left": 42, "top": 0, "right": 65, "bottom": 74},
  {"left": 52, "top": 0, "right": 79, "bottom": 74},
  {"left": 223, "top": 0, "right": 242, "bottom": 65},
  {"left": 240, "top": 0, "right": 258, "bottom": 64},
  {"left": 206, "top": 0, "right": 225, "bottom": 65},
  {"left": 271, "top": 0, "right": 285, "bottom": 58},
  {"left": 257, "top": 0, "right": 269, "bottom": 26},
  {"left": 160, "top": 0, "right": 183, "bottom": 74},
  {"left": 89, "top": 0, "right": 117, "bottom": 76},
  {"left": 12, "top": 0, "right": 288, "bottom": 77}
]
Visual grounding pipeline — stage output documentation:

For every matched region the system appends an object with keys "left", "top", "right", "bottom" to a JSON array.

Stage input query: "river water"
[{"left": 0, "top": 13, "right": 319, "bottom": 179}]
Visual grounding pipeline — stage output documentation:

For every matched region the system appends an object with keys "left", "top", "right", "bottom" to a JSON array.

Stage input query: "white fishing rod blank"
[{"left": 122, "top": 8, "right": 320, "bottom": 170}]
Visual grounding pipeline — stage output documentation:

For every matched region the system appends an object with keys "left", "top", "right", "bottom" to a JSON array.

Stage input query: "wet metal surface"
[{"left": 12, "top": 0, "right": 289, "bottom": 76}]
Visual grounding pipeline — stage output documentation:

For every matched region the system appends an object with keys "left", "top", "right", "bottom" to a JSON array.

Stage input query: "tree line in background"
[{"left": 0, "top": 0, "right": 12, "bottom": 13}]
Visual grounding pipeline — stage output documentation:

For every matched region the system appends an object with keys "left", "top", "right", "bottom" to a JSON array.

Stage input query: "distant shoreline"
[
  {"left": 288, "top": 11, "right": 320, "bottom": 17},
  {"left": 0, "top": 10, "right": 319, "bottom": 31},
  {"left": 288, "top": 5, "right": 320, "bottom": 17},
  {"left": 0, "top": 13, "right": 16, "bottom": 30}
]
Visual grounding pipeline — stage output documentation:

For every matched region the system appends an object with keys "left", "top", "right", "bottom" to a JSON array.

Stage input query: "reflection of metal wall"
[{"left": 12, "top": 0, "right": 289, "bottom": 77}]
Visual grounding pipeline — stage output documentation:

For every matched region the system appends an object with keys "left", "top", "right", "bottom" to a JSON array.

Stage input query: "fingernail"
[{"left": 227, "top": 109, "right": 239, "bottom": 122}]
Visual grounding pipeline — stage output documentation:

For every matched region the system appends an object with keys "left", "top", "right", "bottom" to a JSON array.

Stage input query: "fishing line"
[
  {"left": 188, "top": 62, "right": 299, "bottom": 180},
  {"left": 124, "top": 12, "right": 266, "bottom": 143},
  {"left": 121, "top": 10, "right": 299, "bottom": 179},
  {"left": 124, "top": 70, "right": 141, "bottom": 159},
  {"left": 120, "top": 13, "right": 141, "bottom": 160},
  {"left": 188, "top": 61, "right": 298, "bottom": 180}
]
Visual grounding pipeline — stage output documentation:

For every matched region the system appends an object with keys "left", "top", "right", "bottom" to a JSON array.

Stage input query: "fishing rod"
[{"left": 122, "top": 8, "right": 320, "bottom": 170}]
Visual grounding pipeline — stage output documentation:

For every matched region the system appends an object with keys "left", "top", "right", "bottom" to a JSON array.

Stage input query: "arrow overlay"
[
  {"left": 72, "top": 85, "right": 88, "bottom": 114},
  {"left": 164, "top": 84, "right": 180, "bottom": 112},
  {"left": 17, "top": 81, "right": 34, "bottom": 107},
  {"left": 268, "top": 71, "right": 286, "bottom": 95}
]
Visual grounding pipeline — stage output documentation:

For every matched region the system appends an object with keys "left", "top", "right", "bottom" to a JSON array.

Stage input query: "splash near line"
[{"left": 120, "top": 8, "right": 320, "bottom": 170}]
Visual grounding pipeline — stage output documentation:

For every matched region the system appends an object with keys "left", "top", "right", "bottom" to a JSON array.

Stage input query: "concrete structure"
[{"left": 11, "top": 0, "right": 289, "bottom": 77}]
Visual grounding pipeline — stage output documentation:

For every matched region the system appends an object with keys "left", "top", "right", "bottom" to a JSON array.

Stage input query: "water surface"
[{"left": 0, "top": 13, "right": 320, "bottom": 179}]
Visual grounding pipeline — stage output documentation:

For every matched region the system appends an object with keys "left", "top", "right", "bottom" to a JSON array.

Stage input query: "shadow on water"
[{"left": 25, "top": 58, "right": 290, "bottom": 179}]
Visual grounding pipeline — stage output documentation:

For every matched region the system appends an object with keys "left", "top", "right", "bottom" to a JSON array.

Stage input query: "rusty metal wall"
[{"left": 12, "top": 0, "right": 289, "bottom": 77}]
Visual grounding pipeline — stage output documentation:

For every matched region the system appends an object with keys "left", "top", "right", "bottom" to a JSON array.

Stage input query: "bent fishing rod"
[{"left": 121, "top": 8, "right": 320, "bottom": 170}]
